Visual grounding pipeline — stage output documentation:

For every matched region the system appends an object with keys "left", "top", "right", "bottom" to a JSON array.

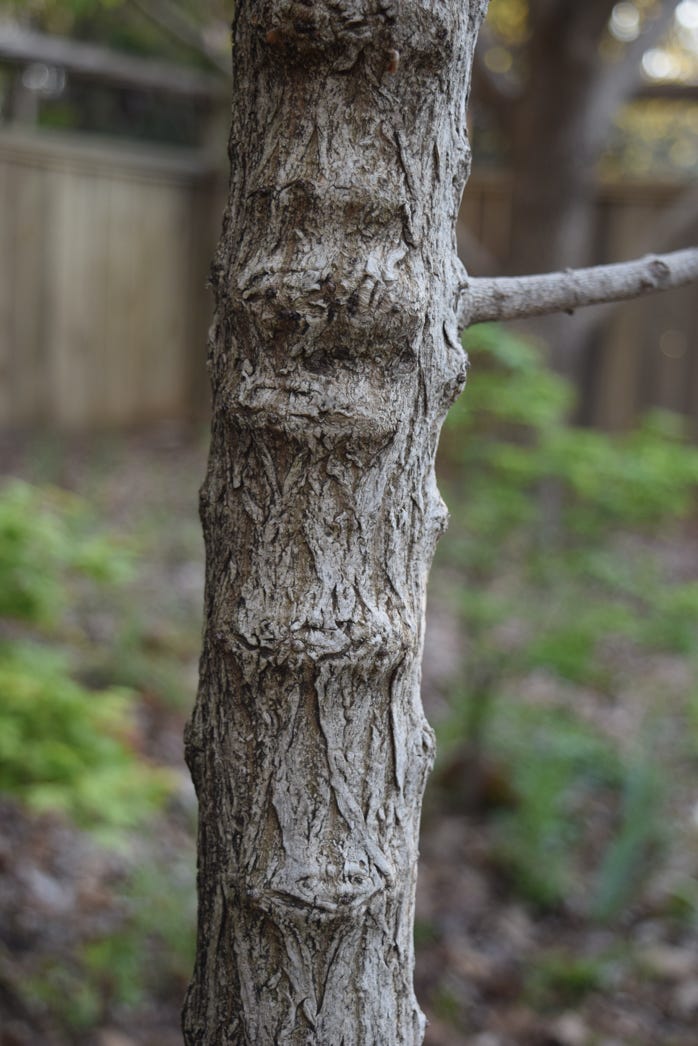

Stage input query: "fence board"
[
  {"left": 45, "top": 168, "right": 110, "bottom": 427},
  {"left": 0, "top": 161, "right": 11, "bottom": 424},
  {"left": 10, "top": 164, "right": 48, "bottom": 421},
  {"left": 587, "top": 191, "right": 697, "bottom": 433},
  {"left": 653, "top": 288, "right": 693, "bottom": 416},
  {"left": 135, "top": 182, "right": 189, "bottom": 418},
  {"left": 103, "top": 177, "right": 139, "bottom": 424},
  {"left": 593, "top": 202, "right": 653, "bottom": 431}
]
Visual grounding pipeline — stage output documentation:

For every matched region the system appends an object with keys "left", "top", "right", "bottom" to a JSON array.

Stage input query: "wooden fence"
[
  {"left": 0, "top": 127, "right": 220, "bottom": 428},
  {"left": 592, "top": 185, "right": 697, "bottom": 434},
  {"left": 0, "top": 127, "right": 695, "bottom": 432}
]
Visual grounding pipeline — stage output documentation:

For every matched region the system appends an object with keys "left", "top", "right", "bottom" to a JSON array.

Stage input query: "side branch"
[{"left": 460, "top": 247, "right": 698, "bottom": 328}]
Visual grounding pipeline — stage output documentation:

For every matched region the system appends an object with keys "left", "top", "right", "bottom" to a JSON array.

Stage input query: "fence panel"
[
  {"left": 0, "top": 128, "right": 218, "bottom": 429},
  {"left": 591, "top": 185, "right": 698, "bottom": 435}
]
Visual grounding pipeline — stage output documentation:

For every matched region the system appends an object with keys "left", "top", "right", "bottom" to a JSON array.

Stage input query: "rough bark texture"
[{"left": 183, "top": 2, "right": 487, "bottom": 1043}]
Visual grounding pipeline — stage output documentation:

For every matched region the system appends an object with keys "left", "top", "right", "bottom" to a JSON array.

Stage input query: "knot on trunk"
[{"left": 255, "top": 0, "right": 456, "bottom": 74}]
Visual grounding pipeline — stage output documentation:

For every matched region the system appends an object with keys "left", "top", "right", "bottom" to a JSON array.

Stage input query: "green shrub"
[
  {"left": 434, "top": 324, "right": 698, "bottom": 916},
  {"left": 22, "top": 853, "right": 196, "bottom": 1032},
  {"left": 0, "top": 480, "right": 133, "bottom": 626},
  {"left": 0, "top": 642, "right": 172, "bottom": 835},
  {"left": 441, "top": 325, "right": 698, "bottom": 558},
  {"left": 487, "top": 704, "right": 622, "bottom": 910},
  {"left": 525, "top": 949, "right": 615, "bottom": 1010},
  {"left": 439, "top": 322, "right": 698, "bottom": 680},
  {"left": 0, "top": 477, "right": 197, "bottom": 1038},
  {"left": 0, "top": 480, "right": 171, "bottom": 838},
  {"left": 591, "top": 754, "right": 664, "bottom": 921}
]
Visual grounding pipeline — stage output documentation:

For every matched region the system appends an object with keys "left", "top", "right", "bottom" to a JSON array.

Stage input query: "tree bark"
[
  {"left": 183, "top": 2, "right": 698, "bottom": 1041},
  {"left": 183, "top": 2, "right": 487, "bottom": 1042}
]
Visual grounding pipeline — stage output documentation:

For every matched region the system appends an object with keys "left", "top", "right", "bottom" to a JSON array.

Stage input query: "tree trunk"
[
  {"left": 181, "top": 3, "right": 698, "bottom": 1039},
  {"left": 183, "top": 2, "right": 487, "bottom": 1042}
]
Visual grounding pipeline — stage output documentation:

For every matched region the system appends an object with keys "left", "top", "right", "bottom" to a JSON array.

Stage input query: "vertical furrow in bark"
[{"left": 184, "top": 2, "right": 488, "bottom": 1043}]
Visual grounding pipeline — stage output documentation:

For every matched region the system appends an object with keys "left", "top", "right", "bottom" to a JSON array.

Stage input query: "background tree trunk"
[
  {"left": 471, "top": 0, "right": 680, "bottom": 377},
  {"left": 183, "top": 2, "right": 487, "bottom": 1042}
]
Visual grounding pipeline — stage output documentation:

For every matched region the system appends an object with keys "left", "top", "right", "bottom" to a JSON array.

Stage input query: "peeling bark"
[{"left": 183, "top": 2, "right": 487, "bottom": 1043}]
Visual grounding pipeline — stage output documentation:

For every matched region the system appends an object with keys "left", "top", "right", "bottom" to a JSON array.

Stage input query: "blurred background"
[{"left": 0, "top": 2, "right": 697, "bottom": 1044}]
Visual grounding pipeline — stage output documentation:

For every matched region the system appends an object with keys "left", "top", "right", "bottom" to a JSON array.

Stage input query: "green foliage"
[
  {"left": 641, "top": 581, "right": 698, "bottom": 654},
  {"left": 0, "top": 481, "right": 171, "bottom": 838},
  {"left": 0, "top": 476, "right": 195, "bottom": 1036},
  {"left": 431, "top": 982, "right": 466, "bottom": 1029},
  {"left": 0, "top": 0, "right": 227, "bottom": 143},
  {"left": 413, "top": 918, "right": 440, "bottom": 948},
  {"left": 0, "top": 480, "right": 132, "bottom": 625},
  {"left": 592, "top": 754, "right": 664, "bottom": 921},
  {"left": 436, "top": 324, "right": 698, "bottom": 918},
  {"left": 95, "top": 610, "right": 200, "bottom": 711},
  {"left": 25, "top": 960, "right": 103, "bottom": 1032},
  {"left": 488, "top": 705, "right": 621, "bottom": 909},
  {"left": 0, "top": 0, "right": 229, "bottom": 65},
  {"left": 0, "top": 643, "right": 172, "bottom": 835},
  {"left": 440, "top": 324, "right": 698, "bottom": 673},
  {"left": 442, "top": 326, "right": 698, "bottom": 554},
  {"left": 525, "top": 599, "right": 636, "bottom": 686},
  {"left": 23, "top": 853, "right": 196, "bottom": 1032},
  {"left": 79, "top": 858, "right": 196, "bottom": 1011},
  {"left": 525, "top": 949, "right": 614, "bottom": 1011},
  {"left": 549, "top": 411, "right": 698, "bottom": 537}
]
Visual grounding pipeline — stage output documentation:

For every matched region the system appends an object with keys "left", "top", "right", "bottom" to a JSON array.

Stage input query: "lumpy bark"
[{"left": 183, "top": 3, "right": 487, "bottom": 1043}]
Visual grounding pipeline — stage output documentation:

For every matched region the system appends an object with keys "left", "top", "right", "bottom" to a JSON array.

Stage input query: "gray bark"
[
  {"left": 183, "top": 2, "right": 487, "bottom": 1043},
  {"left": 183, "top": 3, "right": 698, "bottom": 1042}
]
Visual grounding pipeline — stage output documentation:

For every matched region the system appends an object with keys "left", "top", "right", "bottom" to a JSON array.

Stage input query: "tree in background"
[
  {"left": 469, "top": 0, "right": 698, "bottom": 370},
  {"left": 475, "top": 0, "right": 689, "bottom": 273},
  {"left": 181, "top": 1, "right": 697, "bottom": 1042}
]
